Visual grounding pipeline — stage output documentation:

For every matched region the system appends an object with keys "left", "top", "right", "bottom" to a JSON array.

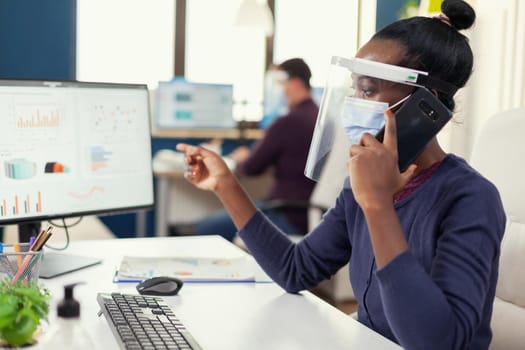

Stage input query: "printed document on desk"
[
  {"left": 112, "top": 236, "right": 272, "bottom": 283},
  {"left": 115, "top": 255, "right": 257, "bottom": 282}
]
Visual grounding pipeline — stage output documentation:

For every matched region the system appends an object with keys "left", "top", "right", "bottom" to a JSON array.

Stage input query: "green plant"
[{"left": 0, "top": 278, "right": 51, "bottom": 346}]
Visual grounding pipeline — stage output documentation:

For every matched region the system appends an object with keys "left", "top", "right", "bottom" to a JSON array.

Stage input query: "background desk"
[
  {"left": 151, "top": 128, "right": 264, "bottom": 140},
  {"left": 33, "top": 236, "right": 401, "bottom": 350},
  {"left": 148, "top": 127, "right": 270, "bottom": 237},
  {"left": 100, "top": 127, "right": 265, "bottom": 237},
  {"left": 151, "top": 171, "right": 273, "bottom": 237}
]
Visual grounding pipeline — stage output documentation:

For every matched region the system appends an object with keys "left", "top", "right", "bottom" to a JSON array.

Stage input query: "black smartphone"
[{"left": 375, "top": 88, "right": 452, "bottom": 172}]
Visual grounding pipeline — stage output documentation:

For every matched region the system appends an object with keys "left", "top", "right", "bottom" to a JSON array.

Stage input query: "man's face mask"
[
  {"left": 261, "top": 70, "right": 289, "bottom": 128},
  {"left": 341, "top": 95, "right": 410, "bottom": 145}
]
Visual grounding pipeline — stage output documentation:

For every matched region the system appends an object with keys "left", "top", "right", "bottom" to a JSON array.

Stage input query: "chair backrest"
[
  {"left": 469, "top": 108, "right": 525, "bottom": 349},
  {"left": 307, "top": 124, "right": 347, "bottom": 230},
  {"left": 305, "top": 127, "right": 355, "bottom": 303}
]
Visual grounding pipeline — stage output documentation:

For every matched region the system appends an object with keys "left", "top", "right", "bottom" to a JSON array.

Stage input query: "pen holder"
[{"left": 0, "top": 243, "right": 43, "bottom": 282}]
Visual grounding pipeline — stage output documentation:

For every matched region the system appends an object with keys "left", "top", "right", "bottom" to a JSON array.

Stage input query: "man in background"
[{"left": 196, "top": 58, "right": 319, "bottom": 241}]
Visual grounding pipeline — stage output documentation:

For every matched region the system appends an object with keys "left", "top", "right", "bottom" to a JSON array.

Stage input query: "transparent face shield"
[{"left": 304, "top": 56, "right": 457, "bottom": 189}]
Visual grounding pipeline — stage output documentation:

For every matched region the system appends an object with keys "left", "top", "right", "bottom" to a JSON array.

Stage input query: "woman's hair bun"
[{"left": 441, "top": 0, "right": 476, "bottom": 30}]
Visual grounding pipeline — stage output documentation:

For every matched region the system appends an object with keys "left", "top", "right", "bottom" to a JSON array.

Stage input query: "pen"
[
  {"left": 40, "top": 232, "right": 53, "bottom": 247},
  {"left": 13, "top": 243, "right": 22, "bottom": 268},
  {"left": 11, "top": 226, "right": 53, "bottom": 284},
  {"left": 29, "top": 226, "right": 53, "bottom": 251}
]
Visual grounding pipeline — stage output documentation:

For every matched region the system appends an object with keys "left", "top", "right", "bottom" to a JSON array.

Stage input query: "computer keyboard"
[{"left": 97, "top": 293, "right": 202, "bottom": 350}]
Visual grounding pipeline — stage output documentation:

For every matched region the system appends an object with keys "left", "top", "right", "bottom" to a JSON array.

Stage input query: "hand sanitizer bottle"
[{"left": 39, "top": 282, "right": 96, "bottom": 349}]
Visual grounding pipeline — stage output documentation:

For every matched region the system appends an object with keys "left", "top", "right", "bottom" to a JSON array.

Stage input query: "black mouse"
[{"left": 136, "top": 276, "right": 184, "bottom": 296}]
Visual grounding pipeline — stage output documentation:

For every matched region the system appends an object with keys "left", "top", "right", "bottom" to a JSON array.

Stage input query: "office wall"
[
  {"left": 447, "top": 0, "right": 525, "bottom": 159},
  {"left": 0, "top": 0, "right": 76, "bottom": 80}
]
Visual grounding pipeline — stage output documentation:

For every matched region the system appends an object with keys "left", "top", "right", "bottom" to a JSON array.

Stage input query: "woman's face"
[{"left": 353, "top": 39, "right": 414, "bottom": 105}]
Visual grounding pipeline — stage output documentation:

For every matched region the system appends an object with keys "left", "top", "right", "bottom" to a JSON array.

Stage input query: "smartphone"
[{"left": 375, "top": 88, "right": 452, "bottom": 172}]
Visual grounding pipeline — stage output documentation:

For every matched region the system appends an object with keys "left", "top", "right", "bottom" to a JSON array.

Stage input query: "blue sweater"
[{"left": 239, "top": 154, "right": 505, "bottom": 350}]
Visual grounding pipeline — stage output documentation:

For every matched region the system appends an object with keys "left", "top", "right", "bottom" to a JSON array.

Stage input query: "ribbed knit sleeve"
[{"left": 238, "top": 190, "right": 352, "bottom": 293}]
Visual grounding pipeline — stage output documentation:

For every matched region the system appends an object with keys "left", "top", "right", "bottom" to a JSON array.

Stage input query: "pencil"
[
  {"left": 19, "top": 251, "right": 42, "bottom": 281},
  {"left": 13, "top": 243, "right": 22, "bottom": 267}
]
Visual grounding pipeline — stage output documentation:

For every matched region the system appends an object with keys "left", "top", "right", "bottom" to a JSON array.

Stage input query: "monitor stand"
[
  {"left": 18, "top": 222, "right": 102, "bottom": 279},
  {"left": 38, "top": 252, "right": 102, "bottom": 279},
  {"left": 18, "top": 222, "right": 41, "bottom": 243}
]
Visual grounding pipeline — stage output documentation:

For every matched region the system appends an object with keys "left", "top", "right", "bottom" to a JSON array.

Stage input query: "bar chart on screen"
[
  {"left": 90, "top": 144, "right": 143, "bottom": 175},
  {"left": 12, "top": 102, "right": 67, "bottom": 142},
  {"left": 91, "top": 145, "right": 113, "bottom": 171},
  {"left": 15, "top": 104, "right": 61, "bottom": 129},
  {"left": 0, "top": 191, "right": 43, "bottom": 217}
]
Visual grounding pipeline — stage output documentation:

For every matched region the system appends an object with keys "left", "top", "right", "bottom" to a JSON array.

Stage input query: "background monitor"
[
  {"left": 0, "top": 79, "right": 154, "bottom": 276},
  {"left": 154, "top": 79, "right": 235, "bottom": 129}
]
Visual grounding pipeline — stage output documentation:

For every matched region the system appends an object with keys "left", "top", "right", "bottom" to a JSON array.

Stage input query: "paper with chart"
[{"left": 115, "top": 255, "right": 256, "bottom": 282}]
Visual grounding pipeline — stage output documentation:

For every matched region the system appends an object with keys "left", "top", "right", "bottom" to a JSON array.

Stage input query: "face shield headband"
[
  {"left": 304, "top": 56, "right": 458, "bottom": 188},
  {"left": 340, "top": 56, "right": 458, "bottom": 98}
]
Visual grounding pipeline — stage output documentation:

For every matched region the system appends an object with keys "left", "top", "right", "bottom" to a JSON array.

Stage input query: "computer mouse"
[{"left": 136, "top": 276, "right": 184, "bottom": 296}]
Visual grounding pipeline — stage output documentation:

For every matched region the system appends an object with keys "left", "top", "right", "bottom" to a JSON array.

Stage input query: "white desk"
[{"left": 31, "top": 236, "right": 400, "bottom": 350}]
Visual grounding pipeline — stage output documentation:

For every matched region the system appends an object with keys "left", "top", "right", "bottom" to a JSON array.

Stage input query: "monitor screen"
[
  {"left": 154, "top": 80, "right": 235, "bottom": 129},
  {"left": 0, "top": 79, "right": 154, "bottom": 225}
]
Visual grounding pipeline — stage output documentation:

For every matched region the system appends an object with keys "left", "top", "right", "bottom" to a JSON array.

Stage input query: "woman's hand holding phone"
[{"left": 348, "top": 110, "right": 418, "bottom": 210}]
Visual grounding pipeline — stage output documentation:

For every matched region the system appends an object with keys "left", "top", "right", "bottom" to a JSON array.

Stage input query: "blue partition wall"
[
  {"left": 376, "top": 0, "right": 422, "bottom": 31},
  {"left": 0, "top": 0, "right": 76, "bottom": 80}
]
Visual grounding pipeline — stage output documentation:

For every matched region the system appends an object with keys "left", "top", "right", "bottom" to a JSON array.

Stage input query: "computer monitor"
[
  {"left": 0, "top": 79, "right": 154, "bottom": 277},
  {"left": 154, "top": 79, "right": 235, "bottom": 129}
]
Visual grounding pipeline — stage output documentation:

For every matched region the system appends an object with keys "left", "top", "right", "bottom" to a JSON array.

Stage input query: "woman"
[{"left": 177, "top": 1, "right": 505, "bottom": 349}]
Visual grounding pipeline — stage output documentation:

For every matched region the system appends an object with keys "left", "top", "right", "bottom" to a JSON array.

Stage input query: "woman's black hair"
[{"left": 372, "top": 0, "right": 475, "bottom": 110}]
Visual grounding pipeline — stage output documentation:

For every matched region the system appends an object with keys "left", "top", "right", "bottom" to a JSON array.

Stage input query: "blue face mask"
[
  {"left": 341, "top": 95, "right": 409, "bottom": 145},
  {"left": 260, "top": 71, "right": 289, "bottom": 129}
]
